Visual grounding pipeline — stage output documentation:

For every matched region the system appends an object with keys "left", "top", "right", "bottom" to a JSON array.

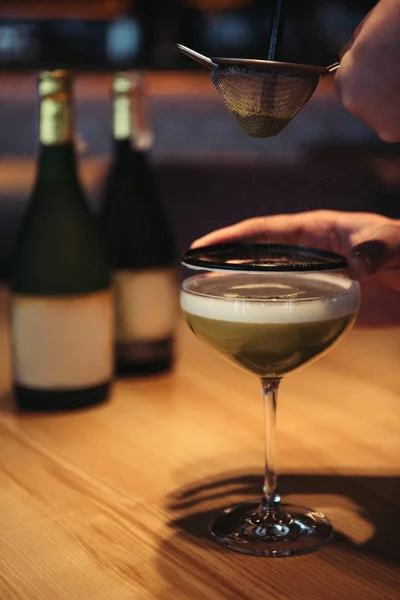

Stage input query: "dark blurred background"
[
  {"left": 0, "top": 0, "right": 378, "bottom": 70},
  {"left": 0, "top": 0, "right": 399, "bottom": 278}
]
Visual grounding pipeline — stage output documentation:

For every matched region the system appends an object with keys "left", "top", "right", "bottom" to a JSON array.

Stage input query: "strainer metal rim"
[
  {"left": 182, "top": 243, "right": 347, "bottom": 273},
  {"left": 212, "top": 57, "right": 328, "bottom": 75}
]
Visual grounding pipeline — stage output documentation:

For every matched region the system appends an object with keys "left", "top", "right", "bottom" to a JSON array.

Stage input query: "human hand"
[
  {"left": 335, "top": 0, "right": 400, "bottom": 142},
  {"left": 192, "top": 211, "right": 400, "bottom": 325}
]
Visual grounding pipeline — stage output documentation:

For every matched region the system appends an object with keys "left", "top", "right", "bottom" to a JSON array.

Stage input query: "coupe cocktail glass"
[{"left": 181, "top": 245, "right": 360, "bottom": 557}]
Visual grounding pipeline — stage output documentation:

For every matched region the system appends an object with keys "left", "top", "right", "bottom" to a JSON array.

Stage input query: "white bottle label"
[
  {"left": 113, "top": 268, "right": 178, "bottom": 343},
  {"left": 11, "top": 291, "right": 113, "bottom": 389}
]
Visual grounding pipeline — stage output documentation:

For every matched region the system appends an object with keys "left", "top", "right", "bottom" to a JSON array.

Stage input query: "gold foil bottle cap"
[
  {"left": 112, "top": 71, "right": 145, "bottom": 95},
  {"left": 38, "top": 70, "right": 72, "bottom": 97},
  {"left": 113, "top": 71, "right": 145, "bottom": 95},
  {"left": 38, "top": 70, "right": 73, "bottom": 145},
  {"left": 113, "top": 72, "right": 132, "bottom": 95}
]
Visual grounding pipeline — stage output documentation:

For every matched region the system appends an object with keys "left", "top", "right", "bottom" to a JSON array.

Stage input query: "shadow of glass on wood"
[
  {"left": 155, "top": 469, "right": 400, "bottom": 599},
  {"left": 166, "top": 471, "right": 400, "bottom": 567}
]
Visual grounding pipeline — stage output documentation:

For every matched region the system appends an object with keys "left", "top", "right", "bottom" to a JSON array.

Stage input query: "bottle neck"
[
  {"left": 39, "top": 91, "right": 73, "bottom": 146},
  {"left": 112, "top": 79, "right": 153, "bottom": 151},
  {"left": 37, "top": 144, "right": 78, "bottom": 183},
  {"left": 113, "top": 93, "right": 132, "bottom": 142},
  {"left": 37, "top": 91, "right": 78, "bottom": 182}
]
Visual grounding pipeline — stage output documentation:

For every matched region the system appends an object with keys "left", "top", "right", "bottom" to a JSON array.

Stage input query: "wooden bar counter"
[{"left": 0, "top": 284, "right": 399, "bottom": 600}]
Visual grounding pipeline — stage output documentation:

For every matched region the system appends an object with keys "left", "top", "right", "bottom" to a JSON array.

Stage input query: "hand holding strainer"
[{"left": 176, "top": 0, "right": 339, "bottom": 139}]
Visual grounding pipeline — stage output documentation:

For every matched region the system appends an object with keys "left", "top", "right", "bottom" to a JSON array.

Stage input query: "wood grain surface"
[{"left": 0, "top": 285, "right": 399, "bottom": 600}]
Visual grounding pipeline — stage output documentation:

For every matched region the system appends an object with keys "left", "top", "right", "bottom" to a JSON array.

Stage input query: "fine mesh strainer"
[
  {"left": 176, "top": 44, "right": 339, "bottom": 139},
  {"left": 177, "top": 0, "right": 339, "bottom": 138}
]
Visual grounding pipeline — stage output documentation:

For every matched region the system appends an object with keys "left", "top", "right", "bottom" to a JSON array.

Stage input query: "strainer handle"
[
  {"left": 268, "top": 0, "right": 285, "bottom": 61},
  {"left": 325, "top": 62, "right": 340, "bottom": 74},
  {"left": 176, "top": 44, "right": 218, "bottom": 69}
]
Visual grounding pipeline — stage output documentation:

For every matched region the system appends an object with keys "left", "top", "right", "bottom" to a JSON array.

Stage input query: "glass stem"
[{"left": 260, "top": 378, "right": 281, "bottom": 511}]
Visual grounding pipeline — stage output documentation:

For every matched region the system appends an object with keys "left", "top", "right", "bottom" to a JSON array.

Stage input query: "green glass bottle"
[
  {"left": 11, "top": 70, "right": 113, "bottom": 411},
  {"left": 100, "top": 72, "right": 177, "bottom": 376}
]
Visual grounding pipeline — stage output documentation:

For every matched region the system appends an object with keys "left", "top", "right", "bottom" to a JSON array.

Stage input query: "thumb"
[
  {"left": 349, "top": 240, "right": 389, "bottom": 279},
  {"left": 348, "top": 224, "right": 400, "bottom": 279}
]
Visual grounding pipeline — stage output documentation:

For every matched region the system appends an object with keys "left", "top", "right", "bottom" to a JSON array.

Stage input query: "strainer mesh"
[{"left": 210, "top": 65, "right": 320, "bottom": 138}]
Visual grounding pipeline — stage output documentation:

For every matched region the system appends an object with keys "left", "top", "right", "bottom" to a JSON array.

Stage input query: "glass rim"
[
  {"left": 182, "top": 242, "right": 348, "bottom": 273},
  {"left": 181, "top": 270, "right": 359, "bottom": 304}
]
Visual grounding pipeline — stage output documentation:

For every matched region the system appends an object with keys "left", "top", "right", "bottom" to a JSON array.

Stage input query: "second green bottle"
[{"left": 100, "top": 72, "right": 177, "bottom": 377}]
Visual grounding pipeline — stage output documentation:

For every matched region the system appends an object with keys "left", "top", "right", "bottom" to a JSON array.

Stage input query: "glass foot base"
[{"left": 211, "top": 503, "right": 334, "bottom": 557}]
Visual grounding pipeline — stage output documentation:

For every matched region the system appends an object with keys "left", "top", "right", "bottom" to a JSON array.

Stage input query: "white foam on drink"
[{"left": 181, "top": 273, "right": 360, "bottom": 324}]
